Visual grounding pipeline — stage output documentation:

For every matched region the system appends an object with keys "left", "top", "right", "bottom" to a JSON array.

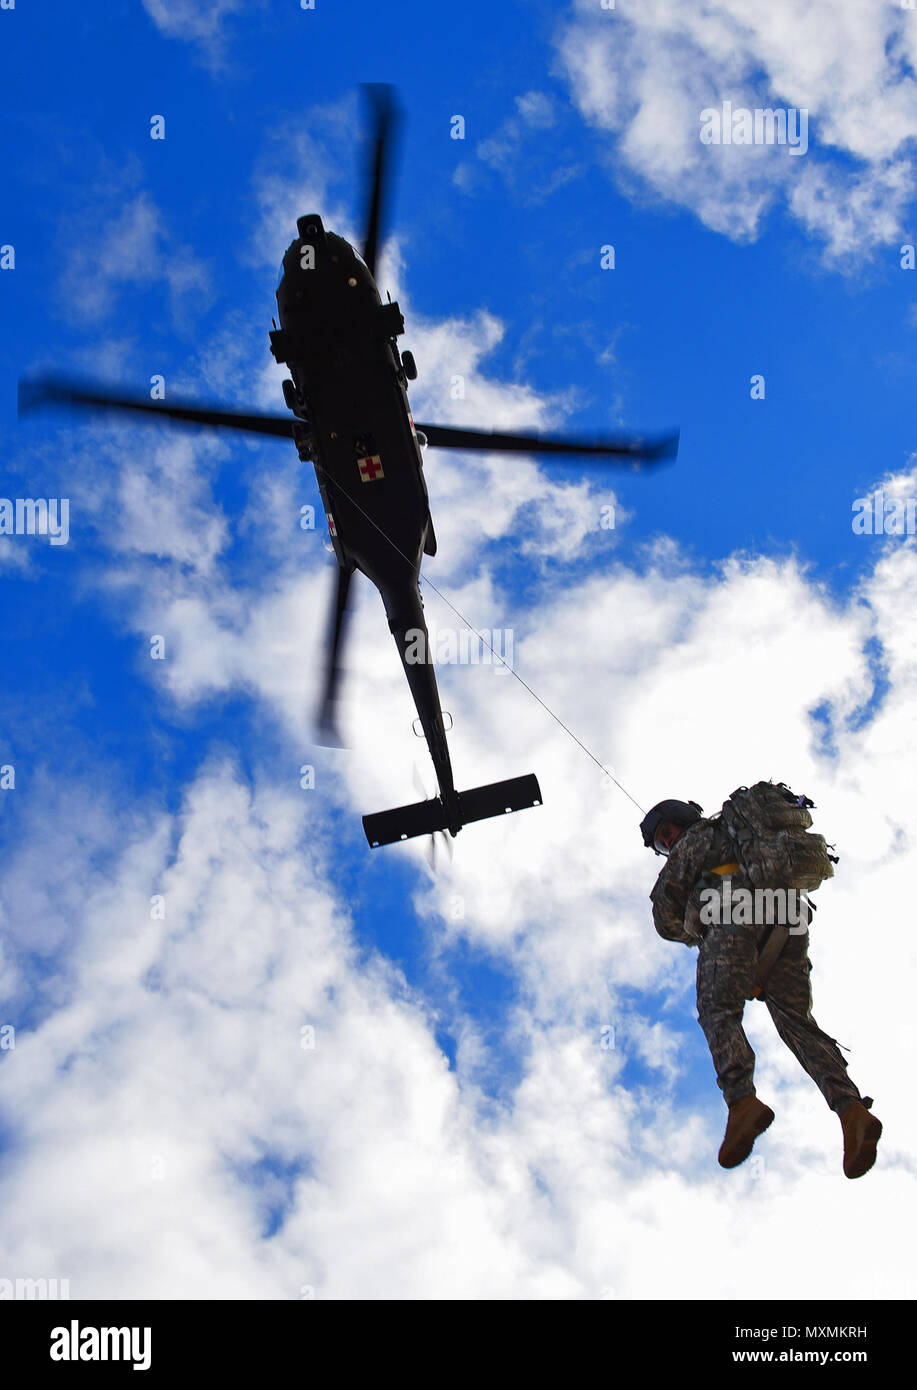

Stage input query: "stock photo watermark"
[
  {"left": 0, "top": 1276, "right": 70, "bottom": 1299},
  {"left": 700, "top": 102, "right": 809, "bottom": 156},
  {"left": 404, "top": 625, "right": 514, "bottom": 673},
  {"left": 0, "top": 497, "right": 70, "bottom": 545},
  {"left": 50, "top": 1322, "right": 151, "bottom": 1370},
  {"left": 852, "top": 491, "right": 917, "bottom": 535},
  {"left": 698, "top": 884, "right": 810, "bottom": 929}
]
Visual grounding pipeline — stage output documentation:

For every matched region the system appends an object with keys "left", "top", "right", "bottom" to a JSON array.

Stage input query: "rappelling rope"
[{"left": 315, "top": 460, "right": 647, "bottom": 814}]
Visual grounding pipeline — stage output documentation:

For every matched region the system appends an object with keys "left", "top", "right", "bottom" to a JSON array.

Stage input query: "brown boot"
[
  {"left": 718, "top": 1095, "right": 775, "bottom": 1168},
  {"left": 840, "top": 1099, "right": 882, "bottom": 1179}
]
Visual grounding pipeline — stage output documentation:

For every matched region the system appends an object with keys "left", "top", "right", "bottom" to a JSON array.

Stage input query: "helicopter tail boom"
[{"left": 362, "top": 773, "right": 542, "bottom": 848}]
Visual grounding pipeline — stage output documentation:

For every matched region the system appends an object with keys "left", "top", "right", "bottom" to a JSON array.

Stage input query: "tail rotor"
[{"left": 413, "top": 762, "right": 455, "bottom": 874}]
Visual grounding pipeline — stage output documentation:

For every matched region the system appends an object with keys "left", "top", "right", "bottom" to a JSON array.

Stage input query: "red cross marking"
[{"left": 359, "top": 454, "right": 384, "bottom": 481}]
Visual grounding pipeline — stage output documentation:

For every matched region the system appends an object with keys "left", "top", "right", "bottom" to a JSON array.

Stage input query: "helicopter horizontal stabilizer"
[{"left": 363, "top": 773, "right": 542, "bottom": 848}]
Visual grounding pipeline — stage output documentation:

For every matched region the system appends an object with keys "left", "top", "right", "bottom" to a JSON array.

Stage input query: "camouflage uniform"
[{"left": 651, "top": 817, "right": 862, "bottom": 1112}]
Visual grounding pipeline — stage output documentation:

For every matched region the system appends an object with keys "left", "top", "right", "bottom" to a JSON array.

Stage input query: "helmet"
[{"left": 640, "top": 799, "right": 704, "bottom": 854}]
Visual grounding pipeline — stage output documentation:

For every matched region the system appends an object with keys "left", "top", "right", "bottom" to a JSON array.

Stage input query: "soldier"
[{"left": 641, "top": 797, "right": 882, "bottom": 1178}]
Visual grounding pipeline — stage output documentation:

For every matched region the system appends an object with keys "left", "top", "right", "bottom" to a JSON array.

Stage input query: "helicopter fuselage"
[{"left": 270, "top": 214, "right": 458, "bottom": 813}]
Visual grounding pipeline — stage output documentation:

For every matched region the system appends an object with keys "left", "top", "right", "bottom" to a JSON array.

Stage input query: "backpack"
[{"left": 719, "top": 781, "right": 838, "bottom": 892}]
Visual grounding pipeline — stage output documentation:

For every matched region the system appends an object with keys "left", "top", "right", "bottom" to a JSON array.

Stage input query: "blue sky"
[{"left": 1, "top": 0, "right": 916, "bottom": 1300}]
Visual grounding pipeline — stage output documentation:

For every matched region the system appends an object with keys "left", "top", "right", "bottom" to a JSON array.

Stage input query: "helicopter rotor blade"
[
  {"left": 18, "top": 381, "right": 679, "bottom": 466},
  {"left": 360, "top": 83, "right": 398, "bottom": 281},
  {"left": 414, "top": 422, "right": 680, "bottom": 465},
  {"left": 315, "top": 565, "right": 355, "bottom": 747},
  {"left": 18, "top": 377, "right": 296, "bottom": 441}
]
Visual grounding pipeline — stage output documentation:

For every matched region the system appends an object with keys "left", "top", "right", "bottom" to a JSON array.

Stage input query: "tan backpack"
[{"left": 719, "top": 781, "right": 838, "bottom": 892}]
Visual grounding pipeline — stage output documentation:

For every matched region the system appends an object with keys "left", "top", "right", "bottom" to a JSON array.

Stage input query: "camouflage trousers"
[{"left": 696, "top": 921, "right": 862, "bottom": 1112}]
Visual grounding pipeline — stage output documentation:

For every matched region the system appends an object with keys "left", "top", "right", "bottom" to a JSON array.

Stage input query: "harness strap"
[
  {"left": 748, "top": 924, "right": 790, "bottom": 1000},
  {"left": 706, "top": 862, "right": 791, "bottom": 999}
]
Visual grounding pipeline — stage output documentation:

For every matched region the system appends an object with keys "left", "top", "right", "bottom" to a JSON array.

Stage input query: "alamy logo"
[
  {"left": 852, "top": 491, "right": 917, "bottom": 535},
  {"left": 699, "top": 102, "right": 809, "bottom": 156},
  {"left": 0, "top": 497, "right": 70, "bottom": 545},
  {"left": 0, "top": 1276, "right": 70, "bottom": 1299},
  {"left": 50, "top": 1320, "right": 151, "bottom": 1371},
  {"left": 699, "top": 882, "right": 809, "bottom": 930},
  {"left": 404, "top": 625, "right": 514, "bottom": 672}
]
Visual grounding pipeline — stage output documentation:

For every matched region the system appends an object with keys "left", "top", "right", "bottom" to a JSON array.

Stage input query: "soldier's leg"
[
  {"left": 696, "top": 921, "right": 761, "bottom": 1105},
  {"left": 762, "top": 930, "right": 862, "bottom": 1114}
]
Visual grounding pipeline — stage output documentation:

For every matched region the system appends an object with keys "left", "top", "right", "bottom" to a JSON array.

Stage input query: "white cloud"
[
  {"left": 250, "top": 93, "right": 374, "bottom": 275},
  {"left": 141, "top": 0, "right": 248, "bottom": 67},
  {"left": 556, "top": 0, "right": 917, "bottom": 260},
  {"left": 61, "top": 193, "right": 212, "bottom": 327},
  {"left": 3, "top": 453, "right": 916, "bottom": 1297},
  {"left": 0, "top": 540, "right": 32, "bottom": 574},
  {"left": 454, "top": 88, "right": 583, "bottom": 201},
  {"left": 478, "top": 90, "right": 559, "bottom": 173},
  {"left": 4, "top": 119, "right": 917, "bottom": 1302}
]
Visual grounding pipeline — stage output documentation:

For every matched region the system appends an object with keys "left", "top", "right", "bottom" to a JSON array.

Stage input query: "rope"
[{"left": 314, "top": 460, "right": 646, "bottom": 814}]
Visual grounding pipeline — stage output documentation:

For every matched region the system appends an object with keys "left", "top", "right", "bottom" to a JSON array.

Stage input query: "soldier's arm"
[{"left": 650, "top": 822, "right": 716, "bottom": 944}]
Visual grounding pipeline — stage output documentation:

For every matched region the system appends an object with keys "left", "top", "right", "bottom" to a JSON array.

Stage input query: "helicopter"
[{"left": 18, "top": 86, "right": 678, "bottom": 852}]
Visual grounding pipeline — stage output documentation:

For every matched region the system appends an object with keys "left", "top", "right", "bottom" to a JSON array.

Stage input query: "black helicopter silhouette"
[{"left": 18, "top": 86, "right": 678, "bottom": 851}]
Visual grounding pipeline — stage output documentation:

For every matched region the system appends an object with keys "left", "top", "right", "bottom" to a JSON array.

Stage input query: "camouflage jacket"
[{"left": 650, "top": 817, "right": 749, "bottom": 946}]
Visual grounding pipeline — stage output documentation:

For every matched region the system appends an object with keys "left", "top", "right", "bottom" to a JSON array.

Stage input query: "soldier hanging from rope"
[{"left": 641, "top": 783, "right": 882, "bottom": 1178}]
